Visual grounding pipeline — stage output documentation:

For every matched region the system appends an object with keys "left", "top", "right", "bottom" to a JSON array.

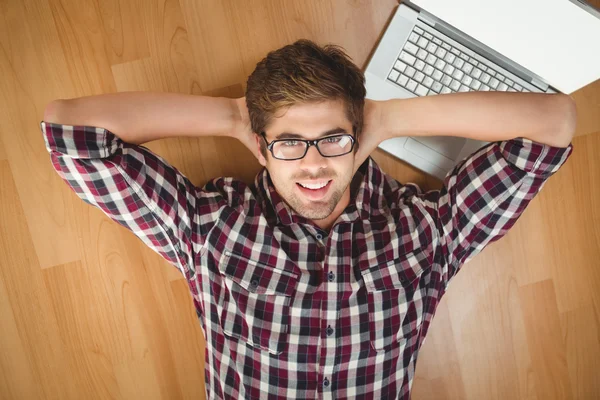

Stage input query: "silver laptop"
[{"left": 364, "top": 0, "right": 600, "bottom": 180}]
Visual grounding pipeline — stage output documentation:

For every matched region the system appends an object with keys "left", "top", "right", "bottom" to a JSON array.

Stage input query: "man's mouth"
[{"left": 296, "top": 180, "right": 333, "bottom": 200}]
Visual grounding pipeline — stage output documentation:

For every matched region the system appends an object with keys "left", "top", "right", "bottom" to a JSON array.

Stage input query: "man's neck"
[{"left": 311, "top": 185, "right": 351, "bottom": 232}]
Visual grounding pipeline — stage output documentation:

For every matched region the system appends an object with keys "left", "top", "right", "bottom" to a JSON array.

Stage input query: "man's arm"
[
  {"left": 378, "top": 92, "right": 577, "bottom": 148},
  {"left": 44, "top": 91, "right": 242, "bottom": 145},
  {"left": 40, "top": 92, "right": 251, "bottom": 279},
  {"left": 367, "top": 92, "right": 575, "bottom": 291}
]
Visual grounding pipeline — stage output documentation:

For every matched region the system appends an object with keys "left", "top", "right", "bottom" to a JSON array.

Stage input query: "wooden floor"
[{"left": 1, "top": 0, "right": 599, "bottom": 398}]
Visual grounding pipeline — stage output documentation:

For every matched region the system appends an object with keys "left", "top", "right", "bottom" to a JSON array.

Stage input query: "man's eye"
[{"left": 323, "top": 137, "right": 341, "bottom": 144}]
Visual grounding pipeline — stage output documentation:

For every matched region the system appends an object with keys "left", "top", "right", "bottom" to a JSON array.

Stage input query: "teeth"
[{"left": 299, "top": 181, "right": 329, "bottom": 190}]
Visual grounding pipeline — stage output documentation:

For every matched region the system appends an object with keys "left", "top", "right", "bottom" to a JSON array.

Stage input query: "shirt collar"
[{"left": 253, "top": 156, "right": 389, "bottom": 228}]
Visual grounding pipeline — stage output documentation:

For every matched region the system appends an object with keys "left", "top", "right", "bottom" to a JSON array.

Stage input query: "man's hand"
[
  {"left": 353, "top": 99, "right": 389, "bottom": 175},
  {"left": 233, "top": 97, "right": 262, "bottom": 161}
]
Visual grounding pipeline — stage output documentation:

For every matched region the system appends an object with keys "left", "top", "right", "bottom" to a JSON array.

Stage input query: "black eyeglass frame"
[{"left": 260, "top": 132, "right": 356, "bottom": 161}]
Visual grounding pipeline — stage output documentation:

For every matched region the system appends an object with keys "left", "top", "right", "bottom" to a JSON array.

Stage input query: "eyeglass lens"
[{"left": 273, "top": 135, "right": 353, "bottom": 160}]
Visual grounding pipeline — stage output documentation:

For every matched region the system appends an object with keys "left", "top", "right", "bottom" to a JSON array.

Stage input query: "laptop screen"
[{"left": 410, "top": 0, "right": 600, "bottom": 93}]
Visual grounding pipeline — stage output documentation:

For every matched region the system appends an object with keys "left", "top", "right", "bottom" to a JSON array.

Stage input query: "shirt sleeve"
[
  {"left": 418, "top": 136, "right": 574, "bottom": 291},
  {"left": 40, "top": 121, "right": 227, "bottom": 279}
]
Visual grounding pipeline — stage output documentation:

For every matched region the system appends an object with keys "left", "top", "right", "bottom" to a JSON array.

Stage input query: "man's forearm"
[
  {"left": 43, "top": 92, "right": 239, "bottom": 145},
  {"left": 380, "top": 92, "right": 577, "bottom": 148}
]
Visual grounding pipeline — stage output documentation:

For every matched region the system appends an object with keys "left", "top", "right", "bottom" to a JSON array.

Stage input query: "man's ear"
[{"left": 255, "top": 134, "right": 267, "bottom": 167}]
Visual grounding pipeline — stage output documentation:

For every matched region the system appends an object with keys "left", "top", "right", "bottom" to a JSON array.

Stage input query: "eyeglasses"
[{"left": 261, "top": 132, "right": 356, "bottom": 161}]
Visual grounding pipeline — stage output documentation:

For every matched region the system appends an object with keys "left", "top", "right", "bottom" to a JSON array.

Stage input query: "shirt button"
[
  {"left": 316, "top": 233, "right": 323, "bottom": 240},
  {"left": 326, "top": 325, "right": 334, "bottom": 336},
  {"left": 250, "top": 280, "right": 259, "bottom": 292},
  {"left": 323, "top": 378, "right": 330, "bottom": 388},
  {"left": 328, "top": 271, "right": 335, "bottom": 282}
]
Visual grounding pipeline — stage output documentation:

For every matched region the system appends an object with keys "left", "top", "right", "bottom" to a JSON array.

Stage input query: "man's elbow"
[
  {"left": 557, "top": 94, "right": 577, "bottom": 146},
  {"left": 43, "top": 99, "right": 66, "bottom": 123}
]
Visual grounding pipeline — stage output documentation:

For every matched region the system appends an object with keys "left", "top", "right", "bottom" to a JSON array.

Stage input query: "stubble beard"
[{"left": 286, "top": 183, "right": 345, "bottom": 220}]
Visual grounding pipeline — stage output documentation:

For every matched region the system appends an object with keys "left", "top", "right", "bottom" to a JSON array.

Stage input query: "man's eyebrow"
[{"left": 274, "top": 127, "right": 347, "bottom": 140}]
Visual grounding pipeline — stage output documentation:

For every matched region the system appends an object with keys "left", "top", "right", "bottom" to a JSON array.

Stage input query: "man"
[{"left": 41, "top": 39, "right": 575, "bottom": 399}]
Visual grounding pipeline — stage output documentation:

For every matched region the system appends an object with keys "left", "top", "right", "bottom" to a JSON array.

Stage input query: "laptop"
[{"left": 364, "top": 0, "right": 600, "bottom": 181}]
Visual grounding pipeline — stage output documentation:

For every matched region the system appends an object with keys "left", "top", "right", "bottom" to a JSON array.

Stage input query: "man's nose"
[{"left": 299, "top": 144, "right": 327, "bottom": 169}]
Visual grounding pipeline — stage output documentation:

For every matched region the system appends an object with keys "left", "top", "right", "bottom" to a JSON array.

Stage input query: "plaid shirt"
[{"left": 41, "top": 121, "right": 573, "bottom": 399}]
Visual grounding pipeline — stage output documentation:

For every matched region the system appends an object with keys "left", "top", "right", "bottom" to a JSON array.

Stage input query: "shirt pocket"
[
  {"left": 358, "top": 248, "right": 429, "bottom": 352},
  {"left": 218, "top": 249, "right": 299, "bottom": 355}
]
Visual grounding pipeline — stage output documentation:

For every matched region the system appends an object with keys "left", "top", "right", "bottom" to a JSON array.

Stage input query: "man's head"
[{"left": 245, "top": 39, "right": 366, "bottom": 222}]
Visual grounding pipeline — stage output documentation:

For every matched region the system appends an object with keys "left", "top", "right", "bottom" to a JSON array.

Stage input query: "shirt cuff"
[
  {"left": 498, "top": 137, "right": 574, "bottom": 176},
  {"left": 41, "top": 121, "right": 121, "bottom": 159}
]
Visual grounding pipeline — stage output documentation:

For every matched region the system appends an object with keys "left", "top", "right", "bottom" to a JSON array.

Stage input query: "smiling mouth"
[
  {"left": 295, "top": 180, "right": 333, "bottom": 200},
  {"left": 297, "top": 180, "right": 331, "bottom": 190}
]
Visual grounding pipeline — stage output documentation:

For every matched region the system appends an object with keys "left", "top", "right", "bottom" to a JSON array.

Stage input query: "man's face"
[{"left": 255, "top": 99, "right": 356, "bottom": 222}]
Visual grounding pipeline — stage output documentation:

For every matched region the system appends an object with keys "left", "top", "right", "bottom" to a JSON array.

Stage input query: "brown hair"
[{"left": 245, "top": 39, "right": 366, "bottom": 158}]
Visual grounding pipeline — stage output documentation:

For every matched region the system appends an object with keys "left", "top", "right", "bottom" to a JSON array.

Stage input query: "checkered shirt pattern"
[{"left": 40, "top": 121, "right": 573, "bottom": 399}]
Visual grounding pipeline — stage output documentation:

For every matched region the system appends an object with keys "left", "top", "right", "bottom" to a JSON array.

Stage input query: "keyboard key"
[
  {"left": 397, "top": 75, "right": 409, "bottom": 86},
  {"left": 417, "top": 37, "right": 429, "bottom": 48},
  {"left": 434, "top": 59, "right": 446, "bottom": 70},
  {"left": 470, "top": 80, "right": 482, "bottom": 90},
  {"left": 469, "top": 58, "right": 479, "bottom": 66},
  {"left": 426, "top": 54, "right": 437, "bottom": 65},
  {"left": 450, "top": 47, "right": 460, "bottom": 56},
  {"left": 435, "top": 47, "right": 447, "bottom": 59},
  {"left": 399, "top": 52, "right": 416, "bottom": 65},
  {"left": 388, "top": 69, "right": 400, "bottom": 82},
  {"left": 481, "top": 84, "right": 490, "bottom": 91},
  {"left": 423, "top": 31, "right": 433, "bottom": 40},
  {"left": 461, "top": 75, "right": 473, "bottom": 86},
  {"left": 461, "top": 63, "right": 474, "bottom": 74},
  {"left": 450, "top": 79, "right": 461, "bottom": 91},
  {"left": 444, "top": 53, "right": 456, "bottom": 64},
  {"left": 514, "top": 83, "right": 522, "bottom": 91},
  {"left": 414, "top": 71, "right": 425, "bottom": 82},
  {"left": 424, "top": 64, "right": 435, "bottom": 76},
  {"left": 414, "top": 60, "right": 425, "bottom": 71},
  {"left": 505, "top": 78, "right": 514, "bottom": 86},
  {"left": 441, "top": 74, "right": 452, "bottom": 86},
  {"left": 441, "top": 42, "right": 451, "bottom": 51},
  {"left": 394, "top": 60, "right": 407, "bottom": 72},
  {"left": 417, "top": 49, "right": 428, "bottom": 60},
  {"left": 416, "top": 84, "right": 429, "bottom": 96},
  {"left": 458, "top": 84, "right": 470, "bottom": 92},
  {"left": 481, "top": 73, "right": 491, "bottom": 84},
  {"left": 452, "top": 69, "right": 465, "bottom": 80},
  {"left": 432, "top": 69, "right": 443, "bottom": 81},
  {"left": 432, "top": 37, "right": 442, "bottom": 45},
  {"left": 426, "top": 42, "right": 438, "bottom": 53},
  {"left": 496, "top": 74, "right": 505, "bottom": 82},
  {"left": 409, "top": 32, "right": 420, "bottom": 43},
  {"left": 414, "top": 26, "right": 424, "bottom": 35},
  {"left": 431, "top": 81, "right": 443, "bottom": 93},
  {"left": 406, "top": 79, "right": 418, "bottom": 92},
  {"left": 459, "top": 53, "right": 469, "bottom": 61},
  {"left": 404, "top": 41, "right": 419, "bottom": 55},
  {"left": 489, "top": 78, "right": 499, "bottom": 89},
  {"left": 487, "top": 69, "right": 496, "bottom": 77},
  {"left": 441, "top": 86, "right": 452, "bottom": 94},
  {"left": 443, "top": 64, "right": 455, "bottom": 75},
  {"left": 423, "top": 76, "right": 434, "bottom": 88},
  {"left": 405, "top": 66, "right": 416, "bottom": 78},
  {"left": 453, "top": 58, "right": 465, "bottom": 69},
  {"left": 498, "top": 82, "right": 508, "bottom": 91},
  {"left": 472, "top": 68, "right": 482, "bottom": 79},
  {"left": 479, "top": 64, "right": 487, "bottom": 72}
]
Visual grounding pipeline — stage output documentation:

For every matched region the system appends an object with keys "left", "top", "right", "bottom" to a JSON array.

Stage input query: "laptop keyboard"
[{"left": 388, "top": 25, "right": 533, "bottom": 97}]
